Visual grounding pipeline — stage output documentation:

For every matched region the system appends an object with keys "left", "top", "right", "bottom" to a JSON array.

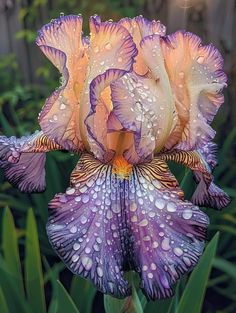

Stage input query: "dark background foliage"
[{"left": 0, "top": 0, "right": 236, "bottom": 312}]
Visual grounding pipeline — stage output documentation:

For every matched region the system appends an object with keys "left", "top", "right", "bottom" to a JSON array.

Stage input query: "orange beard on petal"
[
  {"left": 107, "top": 131, "right": 134, "bottom": 179},
  {"left": 112, "top": 155, "right": 133, "bottom": 179}
]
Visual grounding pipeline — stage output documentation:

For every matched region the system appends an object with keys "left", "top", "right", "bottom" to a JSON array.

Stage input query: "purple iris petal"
[
  {"left": 0, "top": 134, "right": 46, "bottom": 192},
  {"left": 47, "top": 153, "right": 208, "bottom": 300}
]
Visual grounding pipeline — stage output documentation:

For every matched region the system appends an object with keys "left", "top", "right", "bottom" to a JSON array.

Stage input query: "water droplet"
[
  {"left": 153, "top": 180, "right": 161, "bottom": 189},
  {"left": 60, "top": 103, "right": 66, "bottom": 110},
  {"left": 97, "top": 267, "right": 103, "bottom": 277},
  {"left": 85, "top": 247, "right": 91, "bottom": 254},
  {"left": 106, "top": 210, "right": 113, "bottom": 219},
  {"left": 66, "top": 188, "right": 75, "bottom": 195},
  {"left": 130, "top": 202, "right": 137, "bottom": 212},
  {"left": 155, "top": 199, "right": 165, "bottom": 210},
  {"left": 96, "top": 237, "right": 102, "bottom": 244},
  {"left": 167, "top": 202, "right": 176, "bottom": 212},
  {"left": 174, "top": 247, "right": 183, "bottom": 256},
  {"left": 73, "top": 243, "right": 80, "bottom": 251},
  {"left": 81, "top": 256, "right": 93, "bottom": 270},
  {"left": 93, "top": 244, "right": 100, "bottom": 251},
  {"left": 138, "top": 198, "right": 144, "bottom": 205},
  {"left": 183, "top": 256, "right": 191, "bottom": 266},
  {"left": 82, "top": 194, "right": 89, "bottom": 203},
  {"left": 70, "top": 226, "right": 77, "bottom": 233},
  {"left": 131, "top": 215, "right": 138, "bottom": 222},
  {"left": 75, "top": 196, "right": 81, "bottom": 202},
  {"left": 148, "top": 272, "right": 153, "bottom": 279},
  {"left": 80, "top": 216, "right": 87, "bottom": 224},
  {"left": 152, "top": 241, "right": 159, "bottom": 248},
  {"left": 72, "top": 254, "right": 79, "bottom": 262},
  {"left": 151, "top": 263, "right": 157, "bottom": 270},
  {"left": 197, "top": 56, "right": 204, "bottom": 64},
  {"left": 182, "top": 209, "right": 192, "bottom": 219},
  {"left": 112, "top": 204, "right": 121, "bottom": 214},
  {"left": 105, "top": 42, "right": 112, "bottom": 50},
  {"left": 139, "top": 219, "right": 148, "bottom": 227},
  {"left": 161, "top": 238, "right": 171, "bottom": 251},
  {"left": 148, "top": 211, "right": 155, "bottom": 218}
]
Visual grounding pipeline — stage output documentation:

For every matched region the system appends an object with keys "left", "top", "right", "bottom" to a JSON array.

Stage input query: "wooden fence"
[{"left": 0, "top": 0, "right": 235, "bottom": 84}]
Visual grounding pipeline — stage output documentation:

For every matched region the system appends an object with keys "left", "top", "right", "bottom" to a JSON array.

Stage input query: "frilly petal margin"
[
  {"left": 0, "top": 133, "right": 45, "bottom": 192},
  {"left": 159, "top": 30, "right": 227, "bottom": 151},
  {"left": 119, "top": 16, "right": 166, "bottom": 76},
  {"left": 160, "top": 148, "right": 230, "bottom": 210},
  {"left": 85, "top": 69, "right": 127, "bottom": 162},
  {"left": 110, "top": 72, "right": 173, "bottom": 163},
  {"left": 36, "top": 15, "right": 87, "bottom": 150},
  {"left": 83, "top": 19, "right": 138, "bottom": 160},
  {"left": 0, "top": 131, "right": 61, "bottom": 192},
  {"left": 47, "top": 153, "right": 209, "bottom": 300}
]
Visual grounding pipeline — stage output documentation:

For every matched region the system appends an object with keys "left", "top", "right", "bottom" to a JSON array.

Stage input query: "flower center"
[{"left": 112, "top": 155, "right": 133, "bottom": 179}]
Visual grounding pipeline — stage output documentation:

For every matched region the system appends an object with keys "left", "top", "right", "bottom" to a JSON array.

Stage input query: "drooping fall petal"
[
  {"left": 47, "top": 153, "right": 208, "bottom": 300},
  {"left": 160, "top": 147, "right": 230, "bottom": 209},
  {"left": 0, "top": 131, "right": 60, "bottom": 192}
]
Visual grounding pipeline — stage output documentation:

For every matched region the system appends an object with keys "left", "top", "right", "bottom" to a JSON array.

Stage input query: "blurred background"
[{"left": 0, "top": 0, "right": 235, "bottom": 313}]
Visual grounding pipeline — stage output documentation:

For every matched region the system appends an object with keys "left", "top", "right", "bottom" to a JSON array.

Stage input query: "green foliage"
[{"left": 0, "top": 208, "right": 91, "bottom": 313}]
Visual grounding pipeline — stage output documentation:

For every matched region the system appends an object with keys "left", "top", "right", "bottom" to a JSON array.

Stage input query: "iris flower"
[{"left": 0, "top": 15, "right": 230, "bottom": 300}]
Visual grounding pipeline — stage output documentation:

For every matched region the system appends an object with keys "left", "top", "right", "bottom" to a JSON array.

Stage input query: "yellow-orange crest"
[{"left": 112, "top": 155, "right": 133, "bottom": 179}]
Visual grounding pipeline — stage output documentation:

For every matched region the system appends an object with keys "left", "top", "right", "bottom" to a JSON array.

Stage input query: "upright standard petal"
[
  {"left": 83, "top": 18, "right": 137, "bottom": 160},
  {"left": 109, "top": 33, "right": 176, "bottom": 163},
  {"left": 119, "top": 16, "right": 166, "bottom": 75},
  {"left": 36, "top": 15, "right": 88, "bottom": 150},
  {"left": 0, "top": 131, "right": 60, "bottom": 192},
  {"left": 110, "top": 72, "right": 173, "bottom": 163},
  {"left": 47, "top": 153, "right": 208, "bottom": 300},
  {"left": 160, "top": 31, "right": 227, "bottom": 150}
]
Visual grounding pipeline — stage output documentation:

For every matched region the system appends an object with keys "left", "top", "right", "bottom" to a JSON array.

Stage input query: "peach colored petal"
[
  {"left": 81, "top": 18, "right": 137, "bottom": 160},
  {"left": 110, "top": 71, "right": 173, "bottom": 163},
  {"left": 139, "top": 34, "right": 175, "bottom": 153},
  {"left": 160, "top": 31, "right": 227, "bottom": 150},
  {"left": 119, "top": 16, "right": 166, "bottom": 76},
  {"left": 36, "top": 15, "right": 88, "bottom": 150}
]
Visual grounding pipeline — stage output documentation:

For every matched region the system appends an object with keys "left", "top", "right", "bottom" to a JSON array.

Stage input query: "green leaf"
[
  {"left": 70, "top": 276, "right": 96, "bottom": 313},
  {"left": 144, "top": 299, "right": 171, "bottom": 313},
  {"left": 2, "top": 207, "right": 24, "bottom": 297},
  {"left": 213, "top": 257, "right": 236, "bottom": 280},
  {"left": 176, "top": 232, "right": 219, "bottom": 313},
  {"left": 122, "top": 285, "right": 143, "bottom": 313},
  {"left": 25, "top": 208, "right": 46, "bottom": 313},
  {"left": 104, "top": 282, "right": 143, "bottom": 313},
  {"left": 104, "top": 295, "right": 126, "bottom": 313},
  {"left": 0, "top": 256, "right": 30, "bottom": 313},
  {"left": 57, "top": 280, "right": 80, "bottom": 313},
  {"left": 0, "top": 287, "right": 10, "bottom": 313}
]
